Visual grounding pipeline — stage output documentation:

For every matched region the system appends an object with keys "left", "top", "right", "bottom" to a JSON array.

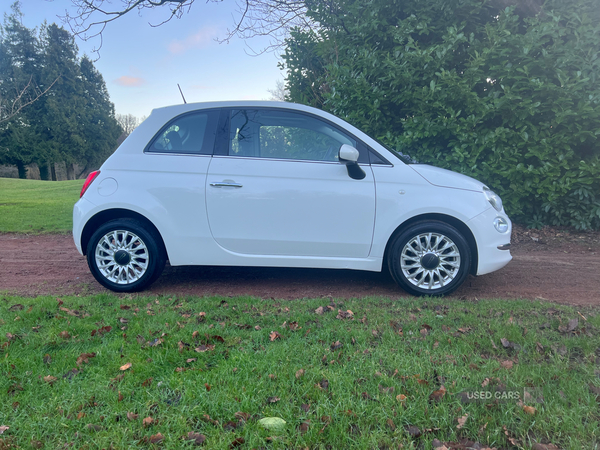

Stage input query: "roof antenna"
[{"left": 177, "top": 84, "right": 187, "bottom": 104}]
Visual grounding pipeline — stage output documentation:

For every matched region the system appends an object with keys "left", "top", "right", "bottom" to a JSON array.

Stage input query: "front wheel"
[
  {"left": 388, "top": 221, "right": 471, "bottom": 296},
  {"left": 86, "top": 219, "right": 166, "bottom": 292}
]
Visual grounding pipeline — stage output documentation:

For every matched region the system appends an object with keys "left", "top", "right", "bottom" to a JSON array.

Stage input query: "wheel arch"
[
  {"left": 383, "top": 213, "right": 478, "bottom": 275},
  {"left": 80, "top": 209, "right": 167, "bottom": 259}
]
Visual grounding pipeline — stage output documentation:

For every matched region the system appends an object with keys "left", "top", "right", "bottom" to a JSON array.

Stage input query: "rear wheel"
[
  {"left": 388, "top": 221, "right": 471, "bottom": 296},
  {"left": 86, "top": 219, "right": 166, "bottom": 292}
]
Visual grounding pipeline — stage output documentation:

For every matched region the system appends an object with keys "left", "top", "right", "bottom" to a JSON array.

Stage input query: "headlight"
[
  {"left": 493, "top": 217, "right": 509, "bottom": 233},
  {"left": 483, "top": 186, "right": 503, "bottom": 212}
]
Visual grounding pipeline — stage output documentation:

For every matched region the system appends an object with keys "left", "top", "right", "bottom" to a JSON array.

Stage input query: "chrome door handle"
[{"left": 210, "top": 181, "right": 243, "bottom": 188}]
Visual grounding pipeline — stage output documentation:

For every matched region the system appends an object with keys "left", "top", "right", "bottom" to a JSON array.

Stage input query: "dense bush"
[{"left": 283, "top": 0, "right": 600, "bottom": 229}]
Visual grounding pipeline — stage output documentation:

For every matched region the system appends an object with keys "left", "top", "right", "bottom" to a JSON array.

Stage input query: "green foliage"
[
  {"left": 0, "top": 2, "right": 122, "bottom": 179},
  {"left": 283, "top": 0, "right": 600, "bottom": 229}
]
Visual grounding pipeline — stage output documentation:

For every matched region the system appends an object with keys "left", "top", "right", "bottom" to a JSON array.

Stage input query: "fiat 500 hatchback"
[{"left": 73, "top": 101, "right": 511, "bottom": 296}]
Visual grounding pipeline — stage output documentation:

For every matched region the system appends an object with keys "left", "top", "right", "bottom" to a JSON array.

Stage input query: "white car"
[{"left": 73, "top": 101, "right": 511, "bottom": 296}]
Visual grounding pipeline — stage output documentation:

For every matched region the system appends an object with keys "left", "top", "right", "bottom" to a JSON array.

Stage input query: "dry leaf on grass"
[
  {"left": 43, "top": 375, "right": 58, "bottom": 385},
  {"left": 457, "top": 414, "right": 468, "bottom": 429},
  {"left": 119, "top": 362, "right": 132, "bottom": 371}
]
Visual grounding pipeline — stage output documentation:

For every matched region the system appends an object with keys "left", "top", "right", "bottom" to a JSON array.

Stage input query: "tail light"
[{"left": 80, "top": 170, "right": 101, "bottom": 198}]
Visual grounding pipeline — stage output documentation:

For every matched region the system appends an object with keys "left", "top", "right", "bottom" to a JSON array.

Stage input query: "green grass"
[
  {"left": 0, "top": 177, "right": 83, "bottom": 234},
  {"left": 1, "top": 295, "right": 599, "bottom": 449}
]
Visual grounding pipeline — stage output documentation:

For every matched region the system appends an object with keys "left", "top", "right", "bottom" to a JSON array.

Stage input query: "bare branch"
[
  {"left": 0, "top": 76, "right": 59, "bottom": 124},
  {"left": 62, "top": 0, "right": 315, "bottom": 55}
]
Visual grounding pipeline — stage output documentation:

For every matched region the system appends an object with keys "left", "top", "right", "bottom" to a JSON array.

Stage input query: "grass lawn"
[
  {"left": 1, "top": 294, "right": 599, "bottom": 449},
  {"left": 0, "top": 178, "right": 83, "bottom": 234}
]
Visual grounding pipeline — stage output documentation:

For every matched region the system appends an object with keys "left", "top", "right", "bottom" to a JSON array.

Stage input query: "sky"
[{"left": 2, "top": 0, "right": 286, "bottom": 118}]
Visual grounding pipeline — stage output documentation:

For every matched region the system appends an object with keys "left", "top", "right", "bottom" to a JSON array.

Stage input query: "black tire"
[
  {"left": 86, "top": 219, "right": 166, "bottom": 292},
  {"left": 387, "top": 221, "right": 471, "bottom": 297}
]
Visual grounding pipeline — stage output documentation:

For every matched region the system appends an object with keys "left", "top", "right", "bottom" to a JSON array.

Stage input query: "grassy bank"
[
  {"left": 0, "top": 178, "right": 83, "bottom": 234},
  {"left": 1, "top": 294, "right": 599, "bottom": 449}
]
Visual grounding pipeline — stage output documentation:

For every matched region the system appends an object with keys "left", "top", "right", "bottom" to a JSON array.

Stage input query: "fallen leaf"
[
  {"left": 234, "top": 412, "right": 250, "bottom": 422},
  {"left": 43, "top": 375, "right": 58, "bottom": 385},
  {"left": 330, "top": 340, "right": 343, "bottom": 351},
  {"left": 301, "top": 404, "right": 310, "bottom": 412},
  {"left": 457, "top": 414, "right": 468, "bottom": 429},
  {"left": 86, "top": 424, "right": 102, "bottom": 431},
  {"left": 120, "top": 362, "right": 132, "bottom": 371},
  {"left": 269, "top": 331, "right": 282, "bottom": 341},
  {"left": 76, "top": 353, "right": 96, "bottom": 366},
  {"left": 195, "top": 344, "right": 215, "bottom": 352},
  {"left": 59, "top": 331, "right": 70, "bottom": 339},
  {"left": 0, "top": 426, "right": 9, "bottom": 434},
  {"left": 396, "top": 394, "right": 407, "bottom": 402},
  {"left": 315, "top": 307, "right": 325, "bottom": 315},
  {"left": 43, "top": 354, "right": 52, "bottom": 365},
  {"left": 149, "top": 433, "right": 163, "bottom": 444},
  {"left": 336, "top": 309, "right": 354, "bottom": 319},
  {"left": 127, "top": 412, "right": 139, "bottom": 421},
  {"left": 429, "top": 386, "right": 446, "bottom": 402},
  {"left": 386, "top": 418, "right": 396, "bottom": 430},
  {"left": 296, "top": 369, "right": 305, "bottom": 379},
  {"left": 205, "top": 383, "right": 211, "bottom": 391},
  {"left": 299, "top": 420, "right": 310, "bottom": 434},
  {"left": 143, "top": 417, "right": 154, "bottom": 427},
  {"left": 523, "top": 405, "right": 536, "bottom": 415},
  {"left": 501, "top": 360, "right": 514, "bottom": 370},
  {"left": 230, "top": 437, "right": 245, "bottom": 448},
  {"left": 405, "top": 425, "right": 422, "bottom": 438},
  {"left": 91, "top": 326, "right": 112, "bottom": 337},
  {"left": 266, "top": 396, "right": 280, "bottom": 403},
  {"left": 254, "top": 325, "right": 261, "bottom": 330},
  {"left": 186, "top": 432, "right": 206, "bottom": 445}
]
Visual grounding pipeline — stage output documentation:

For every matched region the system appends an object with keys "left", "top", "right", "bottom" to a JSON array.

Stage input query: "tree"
[
  {"left": 0, "top": 3, "right": 122, "bottom": 179},
  {"left": 77, "top": 55, "right": 122, "bottom": 178},
  {"left": 283, "top": 0, "right": 600, "bottom": 229},
  {"left": 0, "top": 2, "right": 46, "bottom": 178},
  {"left": 116, "top": 114, "right": 140, "bottom": 136},
  {"left": 267, "top": 79, "right": 288, "bottom": 101}
]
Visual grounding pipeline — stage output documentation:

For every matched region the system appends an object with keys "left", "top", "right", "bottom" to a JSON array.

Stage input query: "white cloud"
[{"left": 114, "top": 76, "right": 146, "bottom": 87}]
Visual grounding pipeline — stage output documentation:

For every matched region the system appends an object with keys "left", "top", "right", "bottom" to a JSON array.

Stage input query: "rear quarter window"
[{"left": 145, "top": 110, "right": 219, "bottom": 155}]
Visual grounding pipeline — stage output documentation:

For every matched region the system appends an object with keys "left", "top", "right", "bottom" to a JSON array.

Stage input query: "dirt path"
[{"left": 1, "top": 229, "right": 599, "bottom": 305}]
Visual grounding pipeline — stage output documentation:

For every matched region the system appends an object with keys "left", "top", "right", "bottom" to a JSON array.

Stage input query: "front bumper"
[{"left": 467, "top": 207, "right": 512, "bottom": 276}]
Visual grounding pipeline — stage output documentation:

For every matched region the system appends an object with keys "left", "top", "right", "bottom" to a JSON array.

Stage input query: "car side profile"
[{"left": 73, "top": 101, "right": 512, "bottom": 296}]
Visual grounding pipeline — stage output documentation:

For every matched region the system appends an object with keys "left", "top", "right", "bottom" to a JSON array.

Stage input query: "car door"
[{"left": 205, "top": 108, "right": 376, "bottom": 258}]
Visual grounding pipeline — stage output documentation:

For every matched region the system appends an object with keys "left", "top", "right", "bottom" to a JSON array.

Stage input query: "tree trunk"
[
  {"left": 16, "top": 161, "right": 27, "bottom": 179},
  {"left": 38, "top": 163, "right": 50, "bottom": 181},
  {"left": 50, "top": 163, "right": 57, "bottom": 181},
  {"left": 66, "top": 163, "right": 75, "bottom": 180}
]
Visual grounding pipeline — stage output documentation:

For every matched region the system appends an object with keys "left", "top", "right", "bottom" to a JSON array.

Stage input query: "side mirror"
[
  {"left": 338, "top": 144, "right": 366, "bottom": 180},
  {"left": 339, "top": 144, "right": 359, "bottom": 163}
]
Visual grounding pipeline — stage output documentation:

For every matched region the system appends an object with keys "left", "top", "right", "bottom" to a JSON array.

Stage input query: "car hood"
[{"left": 410, "top": 164, "right": 485, "bottom": 192}]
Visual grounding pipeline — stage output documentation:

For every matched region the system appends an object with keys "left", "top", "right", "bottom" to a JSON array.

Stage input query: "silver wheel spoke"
[
  {"left": 400, "top": 232, "right": 461, "bottom": 291},
  {"left": 95, "top": 229, "right": 150, "bottom": 285}
]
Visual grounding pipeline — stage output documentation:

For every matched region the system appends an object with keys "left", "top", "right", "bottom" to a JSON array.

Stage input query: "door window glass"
[
  {"left": 146, "top": 111, "right": 218, "bottom": 155},
  {"left": 229, "top": 109, "right": 356, "bottom": 162}
]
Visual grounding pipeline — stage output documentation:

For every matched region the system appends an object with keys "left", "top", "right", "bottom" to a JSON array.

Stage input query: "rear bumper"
[{"left": 73, "top": 197, "right": 95, "bottom": 255}]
